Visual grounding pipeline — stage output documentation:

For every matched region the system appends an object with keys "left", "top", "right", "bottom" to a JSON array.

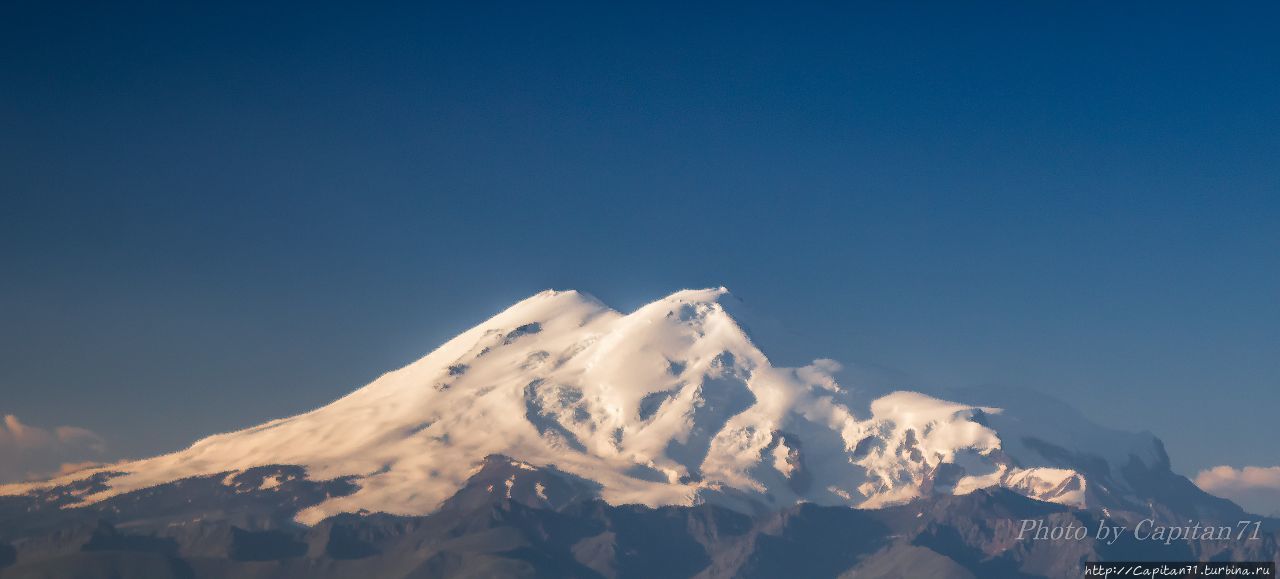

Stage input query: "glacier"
[{"left": 0, "top": 287, "right": 1172, "bottom": 525}]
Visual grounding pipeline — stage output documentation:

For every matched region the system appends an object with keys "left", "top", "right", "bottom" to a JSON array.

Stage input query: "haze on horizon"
[{"left": 2, "top": 2, "right": 1277, "bottom": 511}]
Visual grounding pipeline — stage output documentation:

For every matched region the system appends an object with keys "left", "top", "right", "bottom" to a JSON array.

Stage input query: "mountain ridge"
[
  {"left": 2, "top": 454, "right": 1274, "bottom": 579},
  {"left": 0, "top": 288, "right": 1251, "bottom": 528}
]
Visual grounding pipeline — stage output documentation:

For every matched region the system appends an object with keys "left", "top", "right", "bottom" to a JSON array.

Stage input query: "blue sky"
[{"left": 1, "top": 2, "right": 1277, "bottom": 481}]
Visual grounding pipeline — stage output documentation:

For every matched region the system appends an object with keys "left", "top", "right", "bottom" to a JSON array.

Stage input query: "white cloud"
[
  {"left": 1195, "top": 465, "right": 1280, "bottom": 517},
  {"left": 0, "top": 414, "right": 106, "bottom": 483}
]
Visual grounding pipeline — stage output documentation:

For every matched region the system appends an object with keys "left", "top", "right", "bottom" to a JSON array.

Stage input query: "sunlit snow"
[{"left": 0, "top": 288, "right": 1160, "bottom": 524}]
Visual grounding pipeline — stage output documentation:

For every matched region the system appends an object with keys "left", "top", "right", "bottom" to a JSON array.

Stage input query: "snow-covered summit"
[{"left": 1, "top": 288, "right": 1171, "bottom": 524}]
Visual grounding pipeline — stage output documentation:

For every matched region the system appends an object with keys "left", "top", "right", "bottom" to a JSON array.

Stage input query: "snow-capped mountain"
[{"left": 0, "top": 288, "right": 1225, "bottom": 526}]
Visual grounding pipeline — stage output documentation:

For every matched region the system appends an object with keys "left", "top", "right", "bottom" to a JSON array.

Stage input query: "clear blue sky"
[{"left": 2, "top": 2, "right": 1277, "bottom": 477}]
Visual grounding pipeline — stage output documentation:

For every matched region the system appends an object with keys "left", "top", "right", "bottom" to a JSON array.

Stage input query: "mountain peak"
[
  {"left": 660, "top": 286, "right": 733, "bottom": 303},
  {"left": 500, "top": 288, "right": 612, "bottom": 318},
  {"left": 0, "top": 288, "right": 1226, "bottom": 527}
]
